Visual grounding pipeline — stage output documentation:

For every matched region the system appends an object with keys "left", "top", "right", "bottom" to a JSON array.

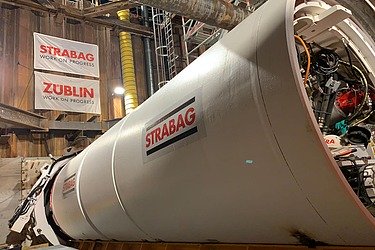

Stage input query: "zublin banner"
[{"left": 34, "top": 71, "right": 101, "bottom": 114}]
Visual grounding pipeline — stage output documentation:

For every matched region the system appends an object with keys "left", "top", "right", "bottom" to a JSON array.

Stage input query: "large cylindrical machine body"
[{"left": 51, "top": 0, "right": 375, "bottom": 245}]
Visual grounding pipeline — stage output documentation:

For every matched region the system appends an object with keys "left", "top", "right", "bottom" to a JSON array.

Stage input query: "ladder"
[
  {"left": 164, "top": 14, "right": 177, "bottom": 81},
  {"left": 151, "top": 8, "right": 178, "bottom": 89}
]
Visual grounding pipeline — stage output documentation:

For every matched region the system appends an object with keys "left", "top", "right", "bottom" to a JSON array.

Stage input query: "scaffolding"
[
  {"left": 181, "top": 19, "right": 224, "bottom": 65},
  {"left": 181, "top": 0, "right": 251, "bottom": 65}
]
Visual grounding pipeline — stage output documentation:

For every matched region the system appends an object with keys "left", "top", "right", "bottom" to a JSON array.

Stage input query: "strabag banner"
[
  {"left": 33, "top": 33, "right": 99, "bottom": 77},
  {"left": 34, "top": 71, "right": 101, "bottom": 114}
]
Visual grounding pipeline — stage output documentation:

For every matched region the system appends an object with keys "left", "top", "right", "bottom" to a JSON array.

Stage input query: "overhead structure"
[
  {"left": 180, "top": 0, "right": 247, "bottom": 66},
  {"left": 182, "top": 18, "right": 223, "bottom": 65},
  {"left": 0, "top": 0, "right": 153, "bottom": 37},
  {"left": 0, "top": 0, "right": 251, "bottom": 36},
  {"left": 84, "top": 1, "right": 137, "bottom": 18},
  {"left": 130, "top": 0, "right": 250, "bottom": 30}
]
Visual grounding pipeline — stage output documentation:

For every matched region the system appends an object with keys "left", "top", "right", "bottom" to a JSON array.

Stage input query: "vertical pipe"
[
  {"left": 141, "top": 6, "right": 155, "bottom": 96},
  {"left": 117, "top": 10, "right": 138, "bottom": 115}
]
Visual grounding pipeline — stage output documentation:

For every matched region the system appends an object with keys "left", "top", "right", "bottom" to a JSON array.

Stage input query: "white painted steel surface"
[{"left": 51, "top": 0, "right": 375, "bottom": 245}]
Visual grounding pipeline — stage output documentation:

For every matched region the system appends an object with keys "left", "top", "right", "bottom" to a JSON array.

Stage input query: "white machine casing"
[{"left": 50, "top": 0, "right": 375, "bottom": 245}]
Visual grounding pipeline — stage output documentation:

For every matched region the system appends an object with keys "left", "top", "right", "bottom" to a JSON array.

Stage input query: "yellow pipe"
[{"left": 117, "top": 10, "right": 138, "bottom": 115}]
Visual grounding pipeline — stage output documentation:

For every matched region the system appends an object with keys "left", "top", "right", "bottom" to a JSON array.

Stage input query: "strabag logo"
[
  {"left": 62, "top": 174, "right": 76, "bottom": 198},
  {"left": 33, "top": 32, "right": 99, "bottom": 77},
  {"left": 39, "top": 45, "right": 95, "bottom": 62},
  {"left": 143, "top": 93, "right": 205, "bottom": 161},
  {"left": 145, "top": 97, "right": 197, "bottom": 155}
]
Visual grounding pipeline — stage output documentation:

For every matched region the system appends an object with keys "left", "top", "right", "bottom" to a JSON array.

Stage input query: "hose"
[
  {"left": 294, "top": 35, "right": 311, "bottom": 86},
  {"left": 351, "top": 110, "right": 375, "bottom": 126},
  {"left": 342, "top": 38, "right": 357, "bottom": 78}
]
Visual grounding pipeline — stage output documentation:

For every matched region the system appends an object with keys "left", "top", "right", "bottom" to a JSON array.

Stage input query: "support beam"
[
  {"left": 0, "top": 0, "right": 153, "bottom": 37},
  {"left": 85, "top": 16, "right": 153, "bottom": 37},
  {"left": 0, "top": 103, "right": 46, "bottom": 130},
  {"left": 0, "top": 105, "right": 118, "bottom": 133},
  {"left": 47, "top": 121, "right": 103, "bottom": 132},
  {"left": 129, "top": 0, "right": 250, "bottom": 30},
  {"left": 32, "top": 0, "right": 58, "bottom": 9},
  {"left": 84, "top": 1, "right": 137, "bottom": 18},
  {"left": 0, "top": 0, "right": 49, "bottom": 11}
]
